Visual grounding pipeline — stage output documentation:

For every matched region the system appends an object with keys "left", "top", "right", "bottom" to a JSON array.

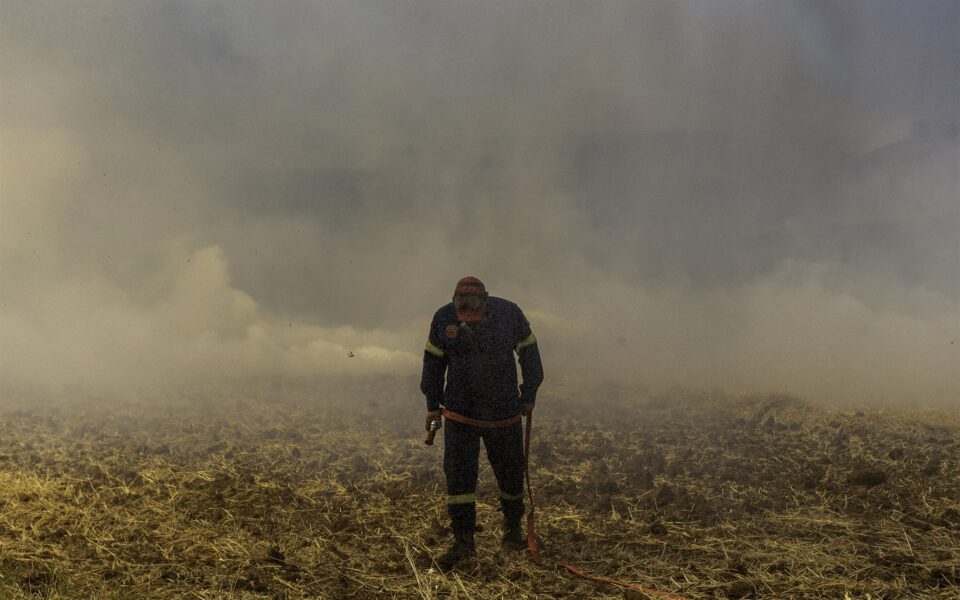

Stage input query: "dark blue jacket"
[{"left": 420, "top": 297, "right": 543, "bottom": 420}]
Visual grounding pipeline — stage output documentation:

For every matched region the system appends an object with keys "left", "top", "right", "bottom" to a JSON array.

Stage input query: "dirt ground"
[{"left": 1, "top": 379, "right": 958, "bottom": 599}]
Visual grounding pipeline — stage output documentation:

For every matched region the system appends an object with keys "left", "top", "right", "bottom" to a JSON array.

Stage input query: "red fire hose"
[
  {"left": 523, "top": 412, "right": 688, "bottom": 600},
  {"left": 428, "top": 409, "right": 686, "bottom": 598}
]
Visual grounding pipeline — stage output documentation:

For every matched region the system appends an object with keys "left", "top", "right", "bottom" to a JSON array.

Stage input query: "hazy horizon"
[{"left": 2, "top": 1, "right": 958, "bottom": 406}]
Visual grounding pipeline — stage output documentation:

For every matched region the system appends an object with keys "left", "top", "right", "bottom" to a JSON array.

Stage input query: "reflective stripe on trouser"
[
  {"left": 447, "top": 493, "right": 476, "bottom": 505},
  {"left": 443, "top": 418, "right": 525, "bottom": 532}
]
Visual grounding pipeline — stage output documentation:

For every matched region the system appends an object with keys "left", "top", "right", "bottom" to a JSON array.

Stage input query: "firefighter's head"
[{"left": 453, "top": 276, "right": 487, "bottom": 322}]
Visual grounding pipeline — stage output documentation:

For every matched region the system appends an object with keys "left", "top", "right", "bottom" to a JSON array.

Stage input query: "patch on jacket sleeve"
[{"left": 445, "top": 324, "right": 459, "bottom": 340}]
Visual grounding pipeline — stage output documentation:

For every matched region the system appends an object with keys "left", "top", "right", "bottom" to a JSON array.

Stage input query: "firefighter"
[{"left": 420, "top": 276, "right": 544, "bottom": 571}]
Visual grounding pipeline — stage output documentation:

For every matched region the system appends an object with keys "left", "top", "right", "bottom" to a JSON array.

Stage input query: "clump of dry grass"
[{"left": 0, "top": 381, "right": 957, "bottom": 598}]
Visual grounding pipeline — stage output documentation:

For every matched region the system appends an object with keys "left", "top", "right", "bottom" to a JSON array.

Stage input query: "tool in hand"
[{"left": 424, "top": 415, "right": 441, "bottom": 445}]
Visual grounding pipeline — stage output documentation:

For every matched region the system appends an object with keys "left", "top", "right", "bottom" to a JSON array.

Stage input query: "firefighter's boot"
[
  {"left": 501, "top": 524, "right": 525, "bottom": 551},
  {"left": 436, "top": 529, "right": 475, "bottom": 571},
  {"left": 501, "top": 497, "right": 526, "bottom": 551}
]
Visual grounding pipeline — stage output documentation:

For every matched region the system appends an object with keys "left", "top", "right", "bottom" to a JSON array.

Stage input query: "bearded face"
[{"left": 453, "top": 292, "right": 487, "bottom": 322}]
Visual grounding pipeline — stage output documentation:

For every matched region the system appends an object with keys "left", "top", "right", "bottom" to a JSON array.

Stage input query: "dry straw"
[{"left": 0, "top": 382, "right": 957, "bottom": 598}]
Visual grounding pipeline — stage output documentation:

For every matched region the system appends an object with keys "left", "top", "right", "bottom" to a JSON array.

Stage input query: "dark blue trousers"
[{"left": 444, "top": 419, "right": 525, "bottom": 533}]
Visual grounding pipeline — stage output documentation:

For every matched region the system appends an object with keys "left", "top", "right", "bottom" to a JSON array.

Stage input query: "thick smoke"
[{"left": 1, "top": 1, "right": 958, "bottom": 405}]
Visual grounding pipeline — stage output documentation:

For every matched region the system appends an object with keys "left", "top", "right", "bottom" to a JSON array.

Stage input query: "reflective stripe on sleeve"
[
  {"left": 515, "top": 332, "right": 537, "bottom": 352},
  {"left": 447, "top": 493, "right": 476, "bottom": 505},
  {"left": 499, "top": 490, "right": 524, "bottom": 501},
  {"left": 425, "top": 341, "right": 445, "bottom": 358}
]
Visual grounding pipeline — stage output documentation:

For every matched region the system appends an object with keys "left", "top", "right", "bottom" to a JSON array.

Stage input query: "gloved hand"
[
  {"left": 519, "top": 402, "right": 534, "bottom": 417},
  {"left": 425, "top": 409, "right": 443, "bottom": 432}
]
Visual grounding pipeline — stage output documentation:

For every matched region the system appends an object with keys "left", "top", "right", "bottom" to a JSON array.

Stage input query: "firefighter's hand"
[
  {"left": 425, "top": 410, "right": 442, "bottom": 432},
  {"left": 519, "top": 402, "right": 534, "bottom": 417}
]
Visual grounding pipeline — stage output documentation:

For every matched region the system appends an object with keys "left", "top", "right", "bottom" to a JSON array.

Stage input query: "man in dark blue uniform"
[{"left": 421, "top": 276, "right": 544, "bottom": 570}]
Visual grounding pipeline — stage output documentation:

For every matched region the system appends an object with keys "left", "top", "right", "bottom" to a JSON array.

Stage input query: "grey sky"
[{"left": 2, "top": 1, "right": 958, "bottom": 404}]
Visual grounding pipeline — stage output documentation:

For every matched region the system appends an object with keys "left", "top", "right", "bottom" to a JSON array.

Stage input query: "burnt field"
[{"left": 0, "top": 380, "right": 958, "bottom": 599}]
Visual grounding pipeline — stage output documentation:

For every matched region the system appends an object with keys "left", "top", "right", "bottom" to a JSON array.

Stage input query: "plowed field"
[{"left": 1, "top": 380, "right": 957, "bottom": 598}]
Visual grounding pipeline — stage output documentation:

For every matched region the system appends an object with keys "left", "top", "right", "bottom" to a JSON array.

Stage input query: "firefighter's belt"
[{"left": 441, "top": 409, "right": 521, "bottom": 428}]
